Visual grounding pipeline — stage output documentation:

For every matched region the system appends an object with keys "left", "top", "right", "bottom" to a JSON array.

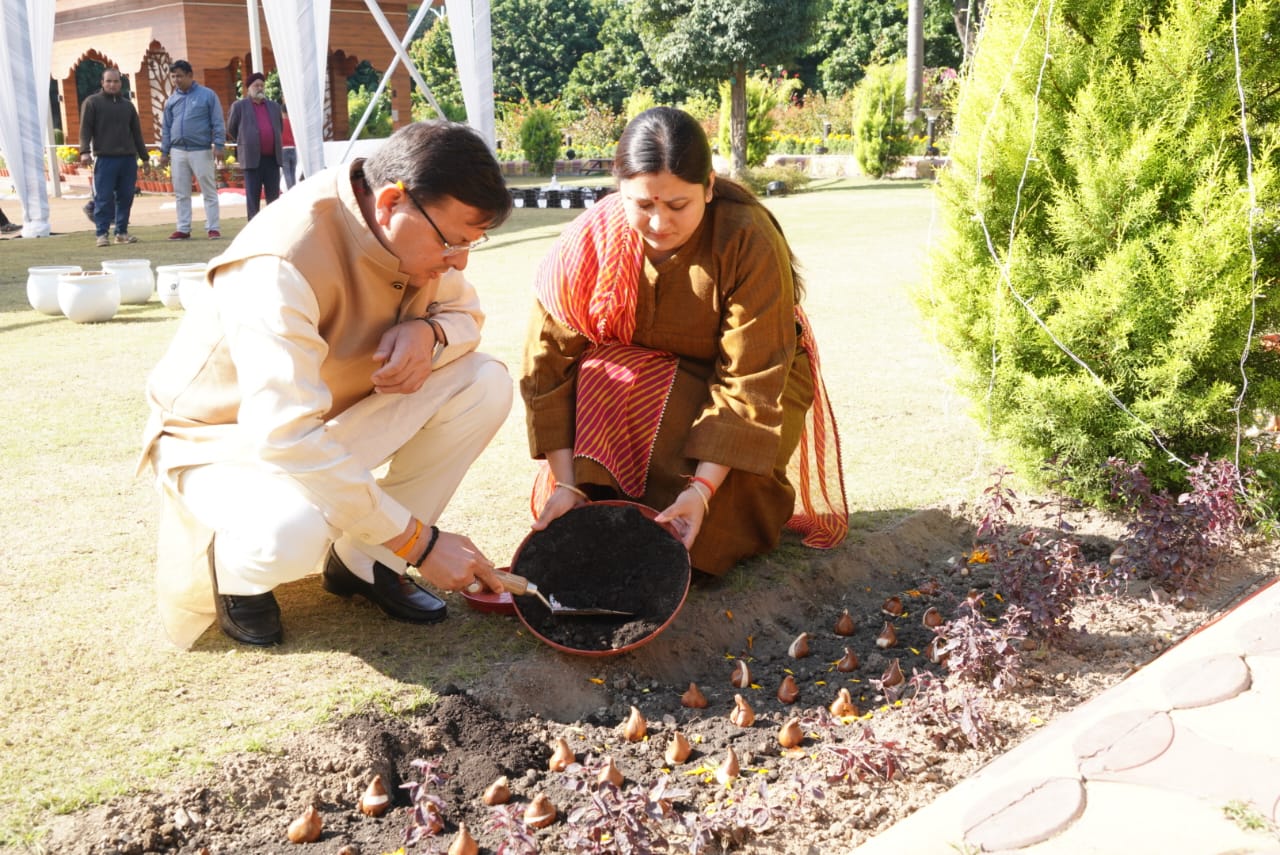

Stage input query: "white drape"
[
  {"left": 261, "top": 0, "right": 330, "bottom": 181},
  {"left": 0, "top": 0, "right": 55, "bottom": 237},
  {"left": 445, "top": 0, "right": 495, "bottom": 150}
]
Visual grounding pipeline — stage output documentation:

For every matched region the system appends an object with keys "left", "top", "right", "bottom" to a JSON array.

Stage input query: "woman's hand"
[
  {"left": 416, "top": 530, "right": 503, "bottom": 593},
  {"left": 654, "top": 486, "right": 709, "bottom": 550},
  {"left": 531, "top": 483, "right": 588, "bottom": 531},
  {"left": 370, "top": 319, "right": 437, "bottom": 394}
]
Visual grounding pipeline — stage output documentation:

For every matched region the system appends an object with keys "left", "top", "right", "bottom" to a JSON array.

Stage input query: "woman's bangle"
[
  {"left": 393, "top": 518, "right": 424, "bottom": 560},
  {"left": 557, "top": 483, "right": 590, "bottom": 502},
  {"left": 407, "top": 525, "right": 440, "bottom": 569},
  {"left": 688, "top": 482, "right": 711, "bottom": 515},
  {"left": 690, "top": 475, "right": 718, "bottom": 498}
]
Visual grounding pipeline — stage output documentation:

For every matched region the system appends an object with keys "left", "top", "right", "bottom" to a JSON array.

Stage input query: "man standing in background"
[
  {"left": 79, "top": 68, "right": 149, "bottom": 247},
  {"left": 160, "top": 60, "right": 225, "bottom": 240},
  {"left": 226, "top": 72, "right": 283, "bottom": 220}
]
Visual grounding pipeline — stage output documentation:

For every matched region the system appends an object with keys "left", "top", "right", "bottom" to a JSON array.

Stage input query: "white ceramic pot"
[
  {"left": 57, "top": 270, "right": 121, "bottom": 323},
  {"left": 156, "top": 263, "right": 206, "bottom": 310},
  {"left": 102, "top": 259, "right": 155, "bottom": 304},
  {"left": 27, "top": 265, "right": 82, "bottom": 315},
  {"left": 177, "top": 267, "right": 211, "bottom": 312}
]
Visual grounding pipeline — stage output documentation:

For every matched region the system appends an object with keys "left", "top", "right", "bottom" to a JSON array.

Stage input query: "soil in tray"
[{"left": 511, "top": 502, "right": 690, "bottom": 651}]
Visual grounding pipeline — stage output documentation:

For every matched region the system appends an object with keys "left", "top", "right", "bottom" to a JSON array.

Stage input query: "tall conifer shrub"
[{"left": 925, "top": 0, "right": 1280, "bottom": 499}]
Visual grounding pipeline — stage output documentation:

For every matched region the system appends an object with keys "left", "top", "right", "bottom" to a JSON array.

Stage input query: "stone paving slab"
[
  {"left": 851, "top": 579, "right": 1280, "bottom": 854},
  {"left": 1005, "top": 781, "right": 1278, "bottom": 855},
  {"left": 1161, "top": 652, "right": 1252, "bottom": 708}
]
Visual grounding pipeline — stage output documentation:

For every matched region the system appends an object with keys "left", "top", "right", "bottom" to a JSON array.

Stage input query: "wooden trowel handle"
[{"left": 493, "top": 569, "right": 534, "bottom": 596}]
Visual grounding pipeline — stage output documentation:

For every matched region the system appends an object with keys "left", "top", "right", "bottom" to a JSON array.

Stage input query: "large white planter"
[
  {"left": 57, "top": 270, "right": 120, "bottom": 323},
  {"left": 177, "top": 267, "right": 211, "bottom": 312},
  {"left": 27, "top": 265, "right": 82, "bottom": 315},
  {"left": 102, "top": 259, "right": 155, "bottom": 305},
  {"left": 156, "top": 263, "right": 206, "bottom": 310}
]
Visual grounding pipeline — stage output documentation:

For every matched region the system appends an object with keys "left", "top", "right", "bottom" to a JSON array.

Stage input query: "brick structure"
[{"left": 52, "top": 0, "right": 415, "bottom": 149}]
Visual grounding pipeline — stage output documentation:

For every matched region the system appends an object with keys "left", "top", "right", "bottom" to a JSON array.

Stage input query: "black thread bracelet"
[{"left": 406, "top": 525, "right": 440, "bottom": 569}]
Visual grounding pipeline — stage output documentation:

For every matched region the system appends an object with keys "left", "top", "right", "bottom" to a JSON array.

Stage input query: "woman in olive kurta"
[{"left": 520, "top": 107, "right": 846, "bottom": 575}]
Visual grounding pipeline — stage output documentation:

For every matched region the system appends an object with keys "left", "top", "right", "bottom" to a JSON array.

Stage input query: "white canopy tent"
[{"left": 0, "top": 0, "right": 493, "bottom": 234}]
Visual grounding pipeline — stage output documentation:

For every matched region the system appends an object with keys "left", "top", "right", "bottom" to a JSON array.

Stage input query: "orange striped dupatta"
[
  {"left": 531, "top": 195, "right": 849, "bottom": 550},
  {"left": 531, "top": 194, "right": 680, "bottom": 509},
  {"left": 789, "top": 307, "right": 849, "bottom": 548}
]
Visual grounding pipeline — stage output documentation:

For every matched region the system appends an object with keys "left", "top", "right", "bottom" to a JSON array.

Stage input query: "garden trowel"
[{"left": 493, "top": 569, "right": 633, "bottom": 617}]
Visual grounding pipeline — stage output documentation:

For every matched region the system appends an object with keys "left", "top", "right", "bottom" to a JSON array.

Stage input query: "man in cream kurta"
[{"left": 141, "top": 121, "right": 513, "bottom": 647}]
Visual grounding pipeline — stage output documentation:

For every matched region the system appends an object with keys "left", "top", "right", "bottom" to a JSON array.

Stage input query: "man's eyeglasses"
[{"left": 397, "top": 182, "right": 488, "bottom": 257}]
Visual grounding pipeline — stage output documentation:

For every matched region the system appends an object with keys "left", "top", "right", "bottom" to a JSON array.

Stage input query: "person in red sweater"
[{"left": 226, "top": 72, "right": 283, "bottom": 220}]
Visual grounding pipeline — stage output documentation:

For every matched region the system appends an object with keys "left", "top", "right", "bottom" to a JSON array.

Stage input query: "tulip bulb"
[
  {"left": 881, "top": 658, "right": 904, "bottom": 688},
  {"left": 714, "top": 747, "right": 740, "bottom": 785},
  {"left": 524, "top": 793, "right": 557, "bottom": 829},
  {"left": 665, "top": 731, "right": 692, "bottom": 765},
  {"left": 730, "top": 660, "right": 751, "bottom": 688},
  {"left": 729, "top": 693, "right": 756, "bottom": 727},
  {"left": 778, "top": 717, "right": 804, "bottom": 749},
  {"left": 922, "top": 606, "right": 943, "bottom": 628},
  {"left": 830, "top": 687, "right": 859, "bottom": 719},
  {"left": 777, "top": 674, "right": 800, "bottom": 704},
  {"left": 286, "top": 806, "right": 322, "bottom": 844},
  {"left": 876, "top": 621, "right": 897, "bottom": 648},
  {"left": 623, "top": 705, "right": 647, "bottom": 742},
  {"left": 836, "top": 647, "right": 859, "bottom": 672},
  {"left": 833, "top": 609, "right": 856, "bottom": 636},
  {"left": 925, "top": 637, "right": 948, "bottom": 666},
  {"left": 788, "top": 632, "right": 811, "bottom": 659},
  {"left": 418, "top": 802, "right": 445, "bottom": 836},
  {"left": 882, "top": 596, "right": 904, "bottom": 617},
  {"left": 357, "top": 775, "right": 390, "bottom": 817},
  {"left": 482, "top": 775, "right": 511, "bottom": 806},
  {"left": 597, "top": 755, "right": 624, "bottom": 787},
  {"left": 681, "top": 682, "right": 709, "bottom": 708},
  {"left": 449, "top": 823, "right": 480, "bottom": 855},
  {"left": 549, "top": 737, "right": 575, "bottom": 772}
]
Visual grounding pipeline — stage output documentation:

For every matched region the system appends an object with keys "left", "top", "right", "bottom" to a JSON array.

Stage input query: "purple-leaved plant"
[
  {"left": 1107, "top": 456, "right": 1247, "bottom": 603},
  {"left": 487, "top": 803, "right": 540, "bottom": 855},
  {"left": 558, "top": 759, "right": 688, "bottom": 854},
  {"left": 401, "top": 758, "right": 450, "bottom": 849},
  {"left": 936, "top": 599, "right": 1027, "bottom": 693}
]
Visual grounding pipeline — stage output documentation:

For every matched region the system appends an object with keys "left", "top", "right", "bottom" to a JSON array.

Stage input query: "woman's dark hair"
[
  {"left": 614, "top": 107, "right": 803, "bottom": 300},
  {"left": 364, "top": 121, "right": 513, "bottom": 228}
]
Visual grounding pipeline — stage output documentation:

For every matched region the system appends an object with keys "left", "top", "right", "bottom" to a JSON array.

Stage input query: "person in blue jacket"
[{"left": 159, "top": 60, "right": 225, "bottom": 240}]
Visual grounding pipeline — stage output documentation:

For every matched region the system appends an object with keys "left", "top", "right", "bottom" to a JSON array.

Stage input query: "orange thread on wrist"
[
  {"left": 394, "top": 518, "right": 424, "bottom": 560},
  {"left": 690, "top": 476, "right": 718, "bottom": 497}
]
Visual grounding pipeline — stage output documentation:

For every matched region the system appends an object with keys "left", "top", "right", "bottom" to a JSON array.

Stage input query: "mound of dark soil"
[{"left": 40, "top": 506, "right": 1277, "bottom": 855}]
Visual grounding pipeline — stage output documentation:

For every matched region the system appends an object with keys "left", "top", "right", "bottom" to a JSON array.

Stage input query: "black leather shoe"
[
  {"left": 322, "top": 549, "right": 448, "bottom": 624},
  {"left": 208, "top": 544, "right": 282, "bottom": 646}
]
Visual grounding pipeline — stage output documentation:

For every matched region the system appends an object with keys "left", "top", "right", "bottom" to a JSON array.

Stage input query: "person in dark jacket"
[
  {"left": 226, "top": 72, "right": 283, "bottom": 220},
  {"left": 79, "top": 68, "right": 150, "bottom": 247},
  {"left": 0, "top": 205, "right": 21, "bottom": 233}
]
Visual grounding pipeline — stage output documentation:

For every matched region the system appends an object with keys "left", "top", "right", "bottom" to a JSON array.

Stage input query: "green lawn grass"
[{"left": 0, "top": 176, "right": 996, "bottom": 847}]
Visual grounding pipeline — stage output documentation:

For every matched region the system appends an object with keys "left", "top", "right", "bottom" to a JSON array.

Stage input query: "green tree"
[
  {"left": 407, "top": 16, "right": 466, "bottom": 121},
  {"left": 803, "top": 0, "right": 962, "bottom": 96},
  {"left": 564, "top": 0, "right": 674, "bottom": 112},
  {"left": 520, "top": 106, "right": 561, "bottom": 175},
  {"left": 346, "top": 61, "right": 393, "bottom": 138},
  {"left": 717, "top": 72, "right": 798, "bottom": 167},
  {"left": 634, "top": 0, "right": 820, "bottom": 177},
  {"left": 851, "top": 61, "right": 911, "bottom": 177},
  {"left": 925, "top": 0, "right": 1280, "bottom": 500},
  {"left": 491, "top": 0, "right": 605, "bottom": 104}
]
